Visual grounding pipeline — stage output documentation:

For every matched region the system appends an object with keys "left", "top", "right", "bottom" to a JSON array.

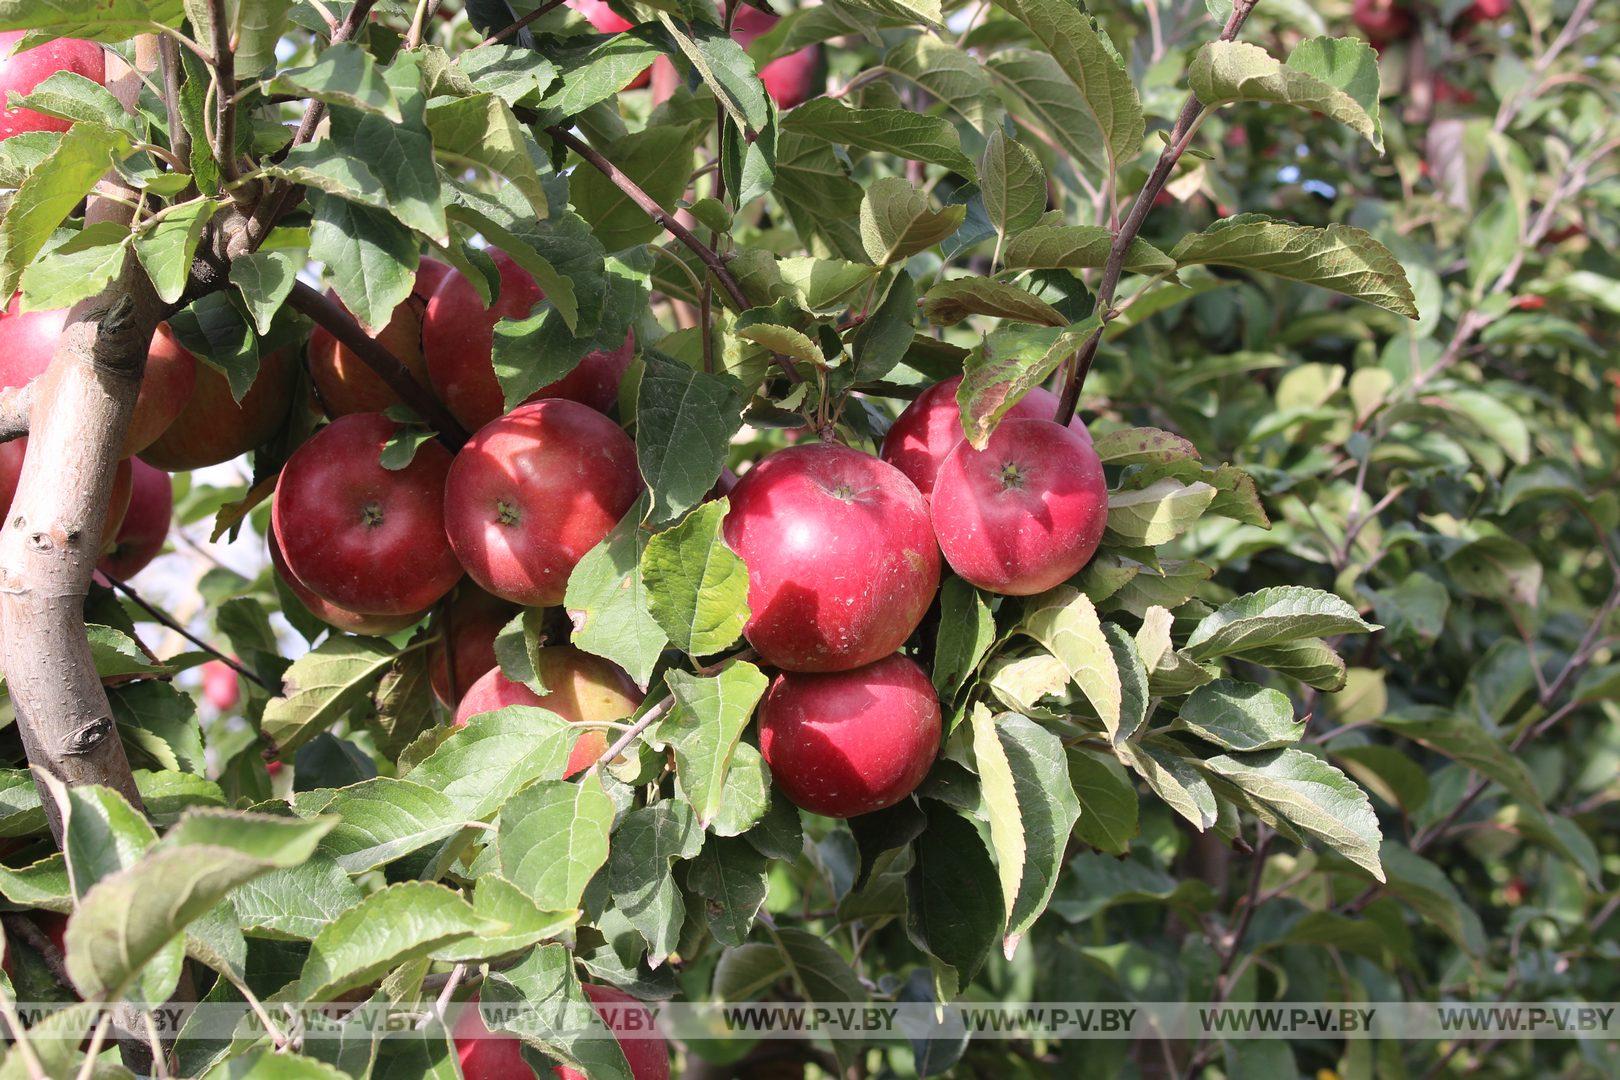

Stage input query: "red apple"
[
  {"left": 554, "top": 985, "right": 669, "bottom": 1080},
  {"left": 0, "top": 439, "right": 130, "bottom": 552},
  {"left": 202, "top": 659, "right": 241, "bottom": 712},
  {"left": 1433, "top": 77, "right": 1477, "bottom": 105},
  {"left": 0, "top": 33, "right": 105, "bottom": 139},
  {"left": 1352, "top": 0, "right": 1413, "bottom": 45},
  {"left": 1461, "top": 0, "right": 1510, "bottom": 21},
  {"left": 930, "top": 418, "right": 1107, "bottom": 596},
  {"left": 271, "top": 413, "right": 462, "bottom": 616},
  {"left": 427, "top": 585, "right": 519, "bottom": 705},
  {"left": 140, "top": 335, "right": 297, "bottom": 471},
  {"left": 758, "top": 653, "right": 941, "bottom": 818},
  {"left": 452, "top": 646, "right": 643, "bottom": 774},
  {"left": 880, "top": 375, "right": 1092, "bottom": 500},
  {"left": 0, "top": 299, "right": 197, "bottom": 456},
  {"left": 730, "top": 4, "right": 820, "bottom": 109},
  {"left": 722, "top": 441, "right": 939, "bottom": 672},
  {"left": 267, "top": 526, "right": 428, "bottom": 636},
  {"left": 453, "top": 995, "right": 536, "bottom": 1080},
  {"left": 1511, "top": 294, "right": 1547, "bottom": 311},
  {"left": 95, "top": 457, "right": 171, "bottom": 580},
  {"left": 308, "top": 290, "right": 436, "bottom": 418},
  {"left": 443, "top": 399, "right": 641, "bottom": 608},
  {"left": 414, "top": 257, "right": 454, "bottom": 299},
  {"left": 422, "top": 252, "right": 636, "bottom": 430}
]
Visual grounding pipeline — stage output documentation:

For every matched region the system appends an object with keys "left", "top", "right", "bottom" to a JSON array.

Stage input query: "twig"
[
  {"left": 75, "top": 1012, "right": 112, "bottom": 1080},
  {"left": 286, "top": 282, "right": 469, "bottom": 446},
  {"left": 0, "top": 993, "right": 46, "bottom": 1080},
  {"left": 156, "top": 36, "right": 192, "bottom": 177},
  {"left": 584, "top": 696, "right": 674, "bottom": 779},
  {"left": 405, "top": 0, "right": 441, "bottom": 48},
  {"left": 429, "top": 963, "right": 467, "bottom": 1027},
  {"left": 206, "top": 0, "right": 239, "bottom": 185},
  {"left": 99, "top": 573, "right": 276, "bottom": 693},
  {"left": 483, "top": 0, "right": 569, "bottom": 45},
  {"left": 1053, "top": 0, "right": 1259, "bottom": 422},
  {"left": 1492, "top": 0, "right": 1598, "bottom": 134},
  {"left": 1, "top": 914, "right": 73, "bottom": 995},
  {"left": 141, "top": 1011, "right": 170, "bottom": 1078}
]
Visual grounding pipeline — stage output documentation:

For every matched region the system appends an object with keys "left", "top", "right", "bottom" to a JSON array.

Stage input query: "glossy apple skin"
[
  {"left": 422, "top": 252, "right": 636, "bottom": 430},
  {"left": 554, "top": 985, "right": 670, "bottom": 1080},
  {"left": 308, "top": 290, "right": 435, "bottom": 418},
  {"left": 444, "top": 399, "right": 641, "bottom": 607},
  {"left": 0, "top": 439, "right": 130, "bottom": 553},
  {"left": 0, "top": 33, "right": 105, "bottom": 139},
  {"left": 880, "top": 375, "right": 1092, "bottom": 500},
  {"left": 202, "top": 659, "right": 241, "bottom": 712},
  {"left": 723, "top": 442, "right": 939, "bottom": 672},
  {"left": 427, "top": 586, "right": 520, "bottom": 705},
  {"left": 0, "top": 299, "right": 197, "bottom": 456},
  {"left": 453, "top": 994, "right": 537, "bottom": 1080},
  {"left": 140, "top": 334, "right": 296, "bottom": 470},
  {"left": 272, "top": 413, "right": 462, "bottom": 616},
  {"left": 931, "top": 418, "right": 1107, "bottom": 596},
  {"left": 267, "top": 527, "right": 427, "bottom": 636},
  {"left": 1352, "top": 0, "right": 1413, "bottom": 45},
  {"left": 453, "top": 646, "right": 643, "bottom": 774},
  {"left": 759, "top": 653, "right": 940, "bottom": 818},
  {"left": 96, "top": 458, "right": 171, "bottom": 580}
]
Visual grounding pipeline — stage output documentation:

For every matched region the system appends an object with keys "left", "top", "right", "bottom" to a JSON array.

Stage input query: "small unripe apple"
[
  {"left": 422, "top": 252, "right": 636, "bottom": 431},
  {"left": 0, "top": 33, "right": 105, "bottom": 139},
  {"left": 0, "top": 299, "right": 197, "bottom": 456},
  {"left": 95, "top": 458, "right": 171, "bottom": 580},
  {"left": 272, "top": 413, "right": 463, "bottom": 616},
  {"left": 555, "top": 984, "right": 670, "bottom": 1080},
  {"left": 427, "top": 586, "right": 520, "bottom": 706},
  {"left": 758, "top": 653, "right": 941, "bottom": 818},
  {"left": 201, "top": 659, "right": 241, "bottom": 712},
  {"left": 880, "top": 375, "right": 1091, "bottom": 500},
  {"left": 267, "top": 527, "right": 428, "bottom": 636},
  {"left": 723, "top": 442, "right": 939, "bottom": 672},
  {"left": 443, "top": 399, "right": 641, "bottom": 608},
  {"left": 140, "top": 333, "right": 297, "bottom": 471},
  {"left": 308, "top": 289, "right": 435, "bottom": 418},
  {"left": 0, "top": 439, "right": 131, "bottom": 552},
  {"left": 453, "top": 646, "right": 643, "bottom": 775},
  {"left": 930, "top": 418, "right": 1107, "bottom": 596},
  {"left": 1352, "top": 0, "right": 1413, "bottom": 46}
]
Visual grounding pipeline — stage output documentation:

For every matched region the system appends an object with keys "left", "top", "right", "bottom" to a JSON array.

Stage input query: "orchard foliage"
[{"left": 0, "top": 0, "right": 1613, "bottom": 1075}]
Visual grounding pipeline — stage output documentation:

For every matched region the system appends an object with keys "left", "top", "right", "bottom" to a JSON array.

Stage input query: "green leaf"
[
  {"left": 956, "top": 320, "right": 1096, "bottom": 448},
  {"left": 1185, "top": 586, "right": 1377, "bottom": 660},
  {"left": 1091, "top": 427, "right": 1200, "bottom": 466},
  {"left": 1171, "top": 214, "right": 1418, "bottom": 318},
  {"left": 685, "top": 835, "right": 769, "bottom": 946},
  {"left": 1444, "top": 535, "right": 1542, "bottom": 607},
  {"left": 481, "top": 943, "right": 635, "bottom": 1080},
  {"left": 987, "top": 0, "right": 1142, "bottom": 176},
  {"left": 884, "top": 36, "right": 999, "bottom": 135},
  {"left": 454, "top": 43, "right": 557, "bottom": 106},
  {"left": 229, "top": 248, "right": 304, "bottom": 336},
  {"left": 566, "top": 495, "right": 668, "bottom": 686},
  {"left": 979, "top": 129, "right": 1046, "bottom": 250},
  {"left": 860, "top": 176, "right": 967, "bottom": 266},
  {"left": 66, "top": 810, "right": 335, "bottom": 1001},
  {"left": 498, "top": 775, "right": 615, "bottom": 912},
  {"left": 308, "top": 192, "right": 418, "bottom": 334},
  {"left": 570, "top": 122, "right": 707, "bottom": 251},
  {"left": 134, "top": 197, "right": 221, "bottom": 304},
  {"left": 933, "top": 577, "right": 996, "bottom": 701},
  {"left": 783, "top": 99, "right": 975, "bottom": 175},
  {"left": 202, "top": 1050, "right": 351, "bottom": 1079},
  {"left": 1175, "top": 679, "right": 1303, "bottom": 751},
  {"left": 1376, "top": 707, "right": 1542, "bottom": 809},
  {"left": 0, "top": 121, "right": 130, "bottom": 299},
  {"left": 427, "top": 94, "right": 548, "bottom": 220},
  {"left": 922, "top": 278, "right": 1067, "bottom": 327},
  {"left": 9, "top": 70, "right": 139, "bottom": 139},
  {"left": 18, "top": 220, "right": 130, "bottom": 310},
  {"left": 86, "top": 623, "right": 169, "bottom": 680},
  {"left": 1001, "top": 224, "right": 1174, "bottom": 276},
  {"left": 608, "top": 798, "right": 704, "bottom": 963},
  {"left": 295, "top": 881, "right": 496, "bottom": 1001},
  {"left": 1189, "top": 37, "right": 1383, "bottom": 151},
  {"left": 230, "top": 856, "right": 364, "bottom": 941},
  {"left": 641, "top": 501, "right": 752, "bottom": 658},
  {"left": 1377, "top": 842, "right": 1486, "bottom": 955},
  {"left": 109, "top": 680, "right": 205, "bottom": 775},
  {"left": 329, "top": 108, "right": 447, "bottom": 245},
  {"left": 1019, "top": 587, "right": 1123, "bottom": 738},
  {"left": 534, "top": 34, "right": 663, "bottom": 120},
  {"left": 261, "top": 634, "right": 398, "bottom": 755},
  {"left": 1117, "top": 740, "right": 1218, "bottom": 831},
  {"left": 635, "top": 352, "right": 747, "bottom": 526},
  {"left": 269, "top": 43, "right": 401, "bottom": 121},
  {"left": 0, "top": 0, "right": 183, "bottom": 39},
  {"left": 662, "top": 17, "right": 770, "bottom": 133},
  {"left": 1106, "top": 477, "right": 1217, "bottom": 546},
  {"left": 767, "top": 927, "right": 866, "bottom": 1073},
  {"left": 907, "top": 800, "right": 1002, "bottom": 1001},
  {"left": 311, "top": 778, "right": 464, "bottom": 874},
  {"left": 1199, "top": 748, "right": 1384, "bottom": 880},
  {"left": 1066, "top": 747, "right": 1139, "bottom": 854},
  {"left": 657, "top": 662, "right": 769, "bottom": 827},
  {"left": 408, "top": 706, "right": 581, "bottom": 819},
  {"left": 734, "top": 323, "right": 825, "bottom": 369},
  {"left": 971, "top": 710, "right": 1080, "bottom": 954},
  {"left": 0, "top": 770, "right": 43, "bottom": 837},
  {"left": 1239, "top": 637, "right": 1348, "bottom": 691},
  {"left": 441, "top": 874, "right": 577, "bottom": 959}
]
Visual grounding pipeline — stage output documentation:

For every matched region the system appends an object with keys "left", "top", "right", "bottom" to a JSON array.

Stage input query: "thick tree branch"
[
  {"left": 286, "top": 282, "right": 469, "bottom": 447},
  {"left": 207, "top": 0, "right": 239, "bottom": 185},
  {"left": 1054, "top": 0, "right": 1259, "bottom": 422},
  {"left": 0, "top": 383, "right": 34, "bottom": 443}
]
